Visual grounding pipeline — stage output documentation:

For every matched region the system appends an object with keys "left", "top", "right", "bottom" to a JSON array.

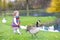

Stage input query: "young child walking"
[{"left": 12, "top": 10, "right": 21, "bottom": 34}]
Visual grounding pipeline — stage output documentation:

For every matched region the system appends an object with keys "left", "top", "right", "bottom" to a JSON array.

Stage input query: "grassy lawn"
[{"left": 0, "top": 16, "right": 60, "bottom": 40}]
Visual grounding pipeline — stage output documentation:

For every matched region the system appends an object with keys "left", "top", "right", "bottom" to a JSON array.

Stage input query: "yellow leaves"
[
  {"left": 1, "top": 0, "right": 8, "bottom": 9},
  {"left": 46, "top": 0, "right": 60, "bottom": 13},
  {"left": 0, "top": 0, "right": 2, "bottom": 7},
  {"left": 50, "top": 2, "right": 56, "bottom": 7},
  {"left": 47, "top": 7, "right": 56, "bottom": 13},
  {"left": 56, "top": 9, "right": 60, "bottom": 12}
]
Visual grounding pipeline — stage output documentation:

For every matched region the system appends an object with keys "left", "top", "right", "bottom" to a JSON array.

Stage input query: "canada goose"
[
  {"left": 27, "top": 25, "right": 40, "bottom": 36},
  {"left": 2, "top": 18, "right": 7, "bottom": 23},
  {"left": 20, "top": 25, "right": 27, "bottom": 29}
]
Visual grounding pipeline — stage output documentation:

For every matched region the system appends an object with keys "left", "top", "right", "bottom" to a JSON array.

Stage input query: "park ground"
[{"left": 0, "top": 16, "right": 60, "bottom": 40}]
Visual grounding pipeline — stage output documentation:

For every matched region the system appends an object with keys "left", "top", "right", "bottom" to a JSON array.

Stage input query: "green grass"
[{"left": 0, "top": 16, "right": 60, "bottom": 40}]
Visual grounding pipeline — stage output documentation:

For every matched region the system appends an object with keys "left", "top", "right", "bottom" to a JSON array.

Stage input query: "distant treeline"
[{"left": 0, "top": 0, "right": 51, "bottom": 10}]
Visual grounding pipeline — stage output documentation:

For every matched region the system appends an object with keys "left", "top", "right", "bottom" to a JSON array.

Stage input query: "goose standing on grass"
[
  {"left": 27, "top": 25, "right": 40, "bottom": 36},
  {"left": 20, "top": 25, "right": 27, "bottom": 29},
  {"left": 2, "top": 18, "right": 7, "bottom": 23}
]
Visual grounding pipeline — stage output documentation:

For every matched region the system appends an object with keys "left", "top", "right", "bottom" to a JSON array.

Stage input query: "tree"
[
  {"left": 47, "top": 0, "right": 60, "bottom": 13},
  {"left": 46, "top": 0, "right": 60, "bottom": 28},
  {"left": 0, "top": 0, "right": 2, "bottom": 10},
  {"left": 46, "top": 0, "right": 60, "bottom": 18},
  {"left": 1, "top": 0, "right": 8, "bottom": 16}
]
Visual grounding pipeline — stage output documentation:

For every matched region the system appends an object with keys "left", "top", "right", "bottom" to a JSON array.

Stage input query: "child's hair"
[{"left": 13, "top": 10, "right": 19, "bottom": 16}]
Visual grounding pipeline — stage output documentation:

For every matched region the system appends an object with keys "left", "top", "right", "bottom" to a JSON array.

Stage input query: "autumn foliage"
[{"left": 47, "top": 0, "right": 60, "bottom": 13}]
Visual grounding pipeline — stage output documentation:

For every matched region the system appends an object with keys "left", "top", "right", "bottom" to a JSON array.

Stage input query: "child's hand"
[
  {"left": 16, "top": 24, "right": 18, "bottom": 25},
  {"left": 16, "top": 22, "right": 19, "bottom": 25}
]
